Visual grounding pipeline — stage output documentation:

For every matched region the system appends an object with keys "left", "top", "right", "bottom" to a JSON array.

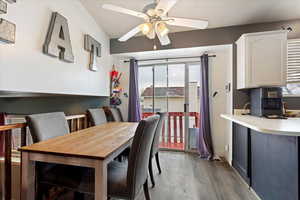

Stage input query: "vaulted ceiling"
[{"left": 81, "top": 0, "right": 300, "bottom": 39}]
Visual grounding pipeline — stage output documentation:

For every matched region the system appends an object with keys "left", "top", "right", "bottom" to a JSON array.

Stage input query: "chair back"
[
  {"left": 87, "top": 108, "right": 107, "bottom": 126},
  {"left": 26, "top": 112, "right": 70, "bottom": 143},
  {"left": 151, "top": 112, "right": 166, "bottom": 157},
  {"left": 127, "top": 115, "right": 159, "bottom": 197},
  {"left": 110, "top": 107, "right": 124, "bottom": 122}
]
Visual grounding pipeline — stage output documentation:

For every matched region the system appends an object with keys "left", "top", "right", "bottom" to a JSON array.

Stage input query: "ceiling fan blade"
[
  {"left": 119, "top": 25, "right": 141, "bottom": 42},
  {"left": 167, "top": 17, "right": 208, "bottom": 29},
  {"left": 155, "top": 26, "right": 171, "bottom": 46},
  {"left": 155, "top": 0, "right": 178, "bottom": 15},
  {"left": 102, "top": 4, "right": 148, "bottom": 19}
]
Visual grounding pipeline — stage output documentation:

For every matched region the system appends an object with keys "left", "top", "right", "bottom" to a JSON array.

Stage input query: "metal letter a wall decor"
[
  {"left": 0, "top": 0, "right": 7, "bottom": 14},
  {"left": 43, "top": 12, "right": 74, "bottom": 63},
  {"left": 0, "top": 0, "right": 16, "bottom": 44},
  {"left": 84, "top": 34, "right": 101, "bottom": 71},
  {"left": 0, "top": 18, "right": 15, "bottom": 43}
]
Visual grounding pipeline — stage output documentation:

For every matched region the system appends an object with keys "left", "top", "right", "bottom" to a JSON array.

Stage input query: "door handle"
[{"left": 184, "top": 104, "right": 189, "bottom": 112}]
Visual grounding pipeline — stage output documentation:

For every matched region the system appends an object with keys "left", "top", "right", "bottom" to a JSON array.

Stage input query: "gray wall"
[
  {"left": 0, "top": 96, "right": 109, "bottom": 115},
  {"left": 111, "top": 19, "right": 300, "bottom": 109},
  {"left": 283, "top": 97, "right": 300, "bottom": 110}
]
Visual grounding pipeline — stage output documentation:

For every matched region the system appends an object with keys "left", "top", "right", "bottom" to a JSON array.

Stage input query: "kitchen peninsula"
[{"left": 222, "top": 114, "right": 300, "bottom": 200}]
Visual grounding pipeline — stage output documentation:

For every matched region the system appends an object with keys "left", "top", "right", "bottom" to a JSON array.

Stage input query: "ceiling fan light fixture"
[
  {"left": 140, "top": 23, "right": 153, "bottom": 35},
  {"left": 146, "top": 29, "right": 156, "bottom": 39},
  {"left": 157, "top": 22, "right": 169, "bottom": 36}
]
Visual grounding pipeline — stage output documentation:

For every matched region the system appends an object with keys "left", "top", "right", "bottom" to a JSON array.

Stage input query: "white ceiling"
[{"left": 81, "top": 0, "right": 300, "bottom": 39}]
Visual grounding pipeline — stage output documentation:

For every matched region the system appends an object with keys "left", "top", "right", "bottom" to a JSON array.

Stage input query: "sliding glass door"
[
  {"left": 186, "top": 63, "right": 201, "bottom": 152},
  {"left": 139, "top": 61, "right": 201, "bottom": 152}
]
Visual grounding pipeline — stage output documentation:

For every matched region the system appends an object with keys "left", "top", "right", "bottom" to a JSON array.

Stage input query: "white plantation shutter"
[{"left": 287, "top": 39, "right": 300, "bottom": 83}]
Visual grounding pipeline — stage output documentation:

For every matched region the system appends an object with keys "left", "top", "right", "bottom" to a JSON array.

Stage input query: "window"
[{"left": 283, "top": 39, "right": 300, "bottom": 96}]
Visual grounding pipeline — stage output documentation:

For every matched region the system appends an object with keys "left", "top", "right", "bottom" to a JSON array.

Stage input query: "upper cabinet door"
[{"left": 237, "top": 30, "right": 287, "bottom": 90}]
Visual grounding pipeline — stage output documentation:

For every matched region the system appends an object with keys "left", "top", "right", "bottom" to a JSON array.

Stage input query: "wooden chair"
[{"left": 87, "top": 108, "right": 108, "bottom": 126}]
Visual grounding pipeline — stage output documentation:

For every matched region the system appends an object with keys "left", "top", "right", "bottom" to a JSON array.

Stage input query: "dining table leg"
[
  {"left": 21, "top": 152, "right": 36, "bottom": 200},
  {"left": 95, "top": 160, "right": 108, "bottom": 200}
]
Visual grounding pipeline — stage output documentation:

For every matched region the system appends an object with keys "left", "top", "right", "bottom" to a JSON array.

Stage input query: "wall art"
[
  {"left": 0, "top": 0, "right": 7, "bottom": 14},
  {"left": 84, "top": 34, "right": 101, "bottom": 71},
  {"left": 0, "top": 0, "right": 16, "bottom": 44},
  {"left": 0, "top": 18, "right": 15, "bottom": 43},
  {"left": 43, "top": 12, "right": 74, "bottom": 63}
]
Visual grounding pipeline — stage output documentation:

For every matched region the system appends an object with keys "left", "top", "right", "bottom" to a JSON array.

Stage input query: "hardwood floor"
[{"left": 134, "top": 151, "right": 258, "bottom": 200}]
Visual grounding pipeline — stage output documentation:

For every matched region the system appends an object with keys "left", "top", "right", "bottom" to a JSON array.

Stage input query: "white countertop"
[{"left": 221, "top": 114, "right": 300, "bottom": 136}]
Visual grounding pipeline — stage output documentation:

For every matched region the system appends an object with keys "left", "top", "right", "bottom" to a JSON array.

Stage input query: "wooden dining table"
[{"left": 19, "top": 122, "right": 139, "bottom": 200}]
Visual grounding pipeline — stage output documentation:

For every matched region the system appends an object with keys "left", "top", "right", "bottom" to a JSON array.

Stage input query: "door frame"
[{"left": 139, "top": 60, "right": 201, "bottom": 152}]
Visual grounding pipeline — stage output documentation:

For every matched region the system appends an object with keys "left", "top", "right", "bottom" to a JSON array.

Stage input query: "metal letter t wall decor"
[
  {"left": 0, "top": 0, "right": 16, "bottom": 44},
  {"left": 84, "top": 34, "right": 101, "bottom": 71}
]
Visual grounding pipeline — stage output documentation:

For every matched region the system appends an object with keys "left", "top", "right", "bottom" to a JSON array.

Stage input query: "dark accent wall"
[
  {"left": 0, "top": 96, "right": 109, "bottom": 115},
  {"left": 111, "top": 19, "right": 300, "bottom": 109},
  {"left": 283, "top": 97, "right": 300, "bottom": 110},
  {"left": 111, "top": 19, "right": 300, "bottom": 54}
]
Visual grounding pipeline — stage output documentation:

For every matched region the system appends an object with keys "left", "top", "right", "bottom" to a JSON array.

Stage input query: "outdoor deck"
[{"left": 142, "top": 112, "right": 200, "bottom": 151}]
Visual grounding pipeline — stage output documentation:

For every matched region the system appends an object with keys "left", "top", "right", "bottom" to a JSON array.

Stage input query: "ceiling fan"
[{"left": 102, "top": 0, "right": 208, "bottom": 46}]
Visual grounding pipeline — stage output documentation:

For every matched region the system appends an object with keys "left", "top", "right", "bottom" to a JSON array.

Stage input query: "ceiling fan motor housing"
[{"left": 143, "top": 3, "right": 160, "bottom": 17}]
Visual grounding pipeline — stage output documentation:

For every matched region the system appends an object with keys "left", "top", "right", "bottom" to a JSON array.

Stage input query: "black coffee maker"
[{"left": 250, "top": 87, "right": 283, "bottom": 118}]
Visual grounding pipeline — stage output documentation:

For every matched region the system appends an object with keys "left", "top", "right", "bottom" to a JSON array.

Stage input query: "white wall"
[
  {"left": 0, "top": 0, "right": 112, "bottom": 96},
  {"left": 209, "top": 46, "right": 233, "bottom": 159}
]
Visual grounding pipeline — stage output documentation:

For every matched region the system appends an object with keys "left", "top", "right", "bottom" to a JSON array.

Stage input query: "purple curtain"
[
  {"left": 198, "top": 54, "right": 214, "bottom": 160},
  {"left": 128, "top": 59, "right": 142, "bottom": 122}
]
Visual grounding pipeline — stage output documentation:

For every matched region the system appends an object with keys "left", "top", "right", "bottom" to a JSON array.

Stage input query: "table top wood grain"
[{"left": 20, "top": 122, "right": 138, "bottom": 160}]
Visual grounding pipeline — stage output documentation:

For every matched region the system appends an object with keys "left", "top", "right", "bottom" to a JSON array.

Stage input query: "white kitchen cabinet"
[{"left": 236, "top": 30, "right": 287, "bottom": 89}]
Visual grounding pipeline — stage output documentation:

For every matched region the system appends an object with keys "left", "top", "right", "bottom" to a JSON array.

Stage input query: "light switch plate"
[
  {"left": 0, "top": 0, "right": 7, "bottom": 14},
  {"left": 0, "top": 18, "right": 15, "bottom": 43}
]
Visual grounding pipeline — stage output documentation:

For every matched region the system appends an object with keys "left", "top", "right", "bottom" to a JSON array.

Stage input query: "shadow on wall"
[{"left": 0, "top": 96, "right": 109, "bottom": 115}]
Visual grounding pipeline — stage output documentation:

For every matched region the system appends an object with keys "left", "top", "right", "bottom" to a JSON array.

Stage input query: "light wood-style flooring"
[{"left": 132, "top": 151, "right": 258, "bottom": 200}]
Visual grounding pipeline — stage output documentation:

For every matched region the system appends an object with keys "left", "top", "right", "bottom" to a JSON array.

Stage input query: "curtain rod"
[{"left": 123, "top": 55, "right": 216, "bottom": 63}]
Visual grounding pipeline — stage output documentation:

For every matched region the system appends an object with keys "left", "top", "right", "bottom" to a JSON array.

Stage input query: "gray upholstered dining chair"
[
  {"left": 110, "top": 107, "right": 124, "bottom": 122},
  {"left": 25, "top": 112, "right": 73, "bottom": 199},
  {"left": 26, "top": 112, "right": 70, "bottom": 143},
  {"left": 87, "top": 108, "right": 108, "bottom": 126},
  {"left": 106, "top": 115, "right": 159, "bottom": 200},
  {"left": 148, "top": 112, "right": 166, "bottom": 188},
  {"left": 120, "top": 112, "right": 166, "bottom": 188}
]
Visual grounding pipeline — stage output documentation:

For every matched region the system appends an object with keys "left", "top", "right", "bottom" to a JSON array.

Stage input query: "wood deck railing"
[
  {"left": 142, "top": 112, "right": 200, "bottom": 150},
  {"left": 0, "top": 114, "right": 89, "bottom": 200}
]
